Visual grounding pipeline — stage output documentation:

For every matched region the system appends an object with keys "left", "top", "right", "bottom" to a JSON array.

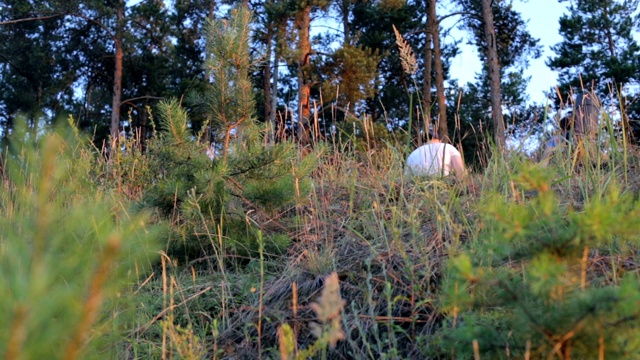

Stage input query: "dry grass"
[
  {"left": 151, "top": 143, "right": 475, "bottom": 359},
  {"left": 122, "top": 120, "right": 640, "bottom": 359}
]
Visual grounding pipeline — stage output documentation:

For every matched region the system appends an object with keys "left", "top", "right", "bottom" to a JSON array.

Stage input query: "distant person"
[
  {"left": 405, "top": 126, "right": 467, "bottom": 182},
  {"left": 539, "top": 116, "right": 573, "bottom": 165},
  {"left": 573, "top": 92, "right": 598, "bottom": 137}
]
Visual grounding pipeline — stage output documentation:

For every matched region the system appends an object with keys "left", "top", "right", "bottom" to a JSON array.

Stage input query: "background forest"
[
  {"left": 1, "top": 0, "right": 639, "bottom": 158},
  {"left": 1, "top": 0, "right": 640, "bottom": 359}
]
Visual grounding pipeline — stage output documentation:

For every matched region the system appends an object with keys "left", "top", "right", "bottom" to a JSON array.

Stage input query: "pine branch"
[{"left": 0, "top": 13, "right": 65, "bottom": 25}]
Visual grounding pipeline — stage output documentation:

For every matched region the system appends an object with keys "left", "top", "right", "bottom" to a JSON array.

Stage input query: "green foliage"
[
  {"left": 0, "top": 2, "right": 74, "bottom": 127},
  {"left": 143, "top": 99, "right": 224, "bottom": 216},
  {"left": 549, "top": 0, "right": 640, "bottom": 99},
  {"left": 439, "top": 164, "right": 640, "bottom": 359},
  {"left": 451, "top": 0, "right": 543, "bottom": 156},
  {"left": 136, "top": 6, "right": 319, "bottom": 261},
  {"left": 142, "top": 101, "right": 317, "bottom": 260},
  {"left": 349, "top": 0, "right": 423, "bottom": 122},
  {"left": 140, "top": 99, "right": 222, "bottom": 258},
  {"left": 198, "top": 5, "right": 256, "bottom": 159},
  {"left": 0, "top": 121, "right": 162, "bottom": 359},
  {"left": 319, "top": 44, "right": 383, "bottom": 114},
  {"left": 228, "top": 125, "right": 317, "bottom": 212},
  {"left": 454, "top": 0, "right": 541, "bottom": 106},
  {"left": 8, "top": 3, "right": 640, "bottom": 359},
  {"left": 335, "top": 116, "right": 404, "bottom": 154}
]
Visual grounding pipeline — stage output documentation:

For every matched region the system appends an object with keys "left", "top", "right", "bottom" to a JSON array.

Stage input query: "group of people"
[
  {"left": 403, "top": 112, "right": 581, "bottom": 186},
  {"left": 403, "top": 94, "right": 600, "bottom": 185}
]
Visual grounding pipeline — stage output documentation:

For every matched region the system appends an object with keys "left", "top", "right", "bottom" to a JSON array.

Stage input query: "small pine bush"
[
  {"left": 0, "top": 121, "right": 162, "bottom": 359},
  {"left": 439, "top": 164, "right": 640, "bottom": 359},
  {"left": 140, "top": 98, "right": 318, "bottom": 261},
  {"left": 138, "top": 6, "right": 320, "bottom": 262}
]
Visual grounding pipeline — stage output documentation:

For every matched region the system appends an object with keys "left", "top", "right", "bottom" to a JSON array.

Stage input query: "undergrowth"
[{"left": 2, "top": 103, "right": 640, "bottom": 360}]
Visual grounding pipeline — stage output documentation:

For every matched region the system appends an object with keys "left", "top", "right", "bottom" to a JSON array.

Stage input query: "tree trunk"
[
  {"left": 481, "top": 0, "right": 505, "bottom": 151},
  {"left": 295, "top": 5, "right": 312, "bottom": 147},
  {"left": 271, "top": 44, "right": 279, "bottom": 140},
  {"left": 264, "top": 26, "right": 273, "bottom": 142},
  {"left": 422, "top": 0, "right": 433, "bottom": 138},
  {"left": 340, "top": 0, "right": 351, "bottom": 45},
  {"left": 139, "top": 99, "right": 148, "bottom": 150},
  {"left": 110, "top": 0, "right": 124, "bottom": 145},
  {"left": 428, "top": 0, "right": 448, "bottom": 142},
  {"left": 208, "top": 1, "right": 216, "bottom": 20}
]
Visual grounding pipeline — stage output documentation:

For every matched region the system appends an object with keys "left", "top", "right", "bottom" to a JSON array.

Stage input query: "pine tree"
[
  {"left": 453, "top": 0, "right": 541, "bottom": 151},
  {"left": 425, "top": 0, "right": 449, "bottom": 141},
  {"left": 349, "top": 0, "right": 422, "bottom": 124},
  {"left": 0, "top": 120, "right": 162, "bottom": 359},
  {"left": 548, "top": 0, "right": 640, "bottom": 141},
  {"left": 0, "top": 0, "right": 74, "bottom": 138},
  {"left": 142, "top": 6, "right": 319, "bottom": 261},
  {"left": 439, "top": 165, "right": 640, "bottom": 359},
  {"left": 548, "top": 0, "right": 640, "bottom": 98},
  {"left": 203, "top": 5, "right": 256, "bottom": 161}
]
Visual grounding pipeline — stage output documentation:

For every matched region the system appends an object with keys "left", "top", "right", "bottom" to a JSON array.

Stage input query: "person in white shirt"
[{"left": 405, "top": 127, "right": 467, "bottom": 181}]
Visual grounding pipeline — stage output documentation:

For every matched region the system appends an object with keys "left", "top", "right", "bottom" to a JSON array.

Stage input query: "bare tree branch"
[
  {"left": 0, "top": 11, "right": 117, "bottom": 40},
  {"left": 121, "top": 96, "right": 166, "bottom": 107},
  {"left": 0, "top": 13, "right": 65, "bottom": 25}
]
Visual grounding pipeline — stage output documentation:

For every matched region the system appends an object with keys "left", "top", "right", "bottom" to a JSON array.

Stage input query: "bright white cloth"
[{"left": 405, "top": 142, "right": 461, "bottom": 177}]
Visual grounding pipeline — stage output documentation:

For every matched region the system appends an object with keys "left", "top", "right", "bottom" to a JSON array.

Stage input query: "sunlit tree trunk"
[
  {"left": 295, "top": 5, "right": 312, "bottom": 147},
  {"left": 338, "top": 0, "right": 352, "bottom": 45},
  {"left": 110, "top": 0, "right": 124, "bottom": 145},
  {"left": 208, "top": 0, "right": 216, "bottom": 20},
  {"left": 271, "top": 45, "right": 279, "bottom": 139},
  {"left": 422, "top": 0, "right": 433, "bottom": 139},
  {"left": 427, "top": 0, "right": 448, "bottom": 141},
  {"left": 481, "top": 0, "right": 505, "bottom": 151},
  {"left": 263, "top": 27, "right": 274, "bottom": 142}
]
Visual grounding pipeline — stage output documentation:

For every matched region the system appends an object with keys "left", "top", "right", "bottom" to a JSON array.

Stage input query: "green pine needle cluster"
[
  {"left": 440, "top": 164, "right": 640, "bottom": 359},
  {"left": 0, "top": 122, "right": 163, "bottom": 359}
]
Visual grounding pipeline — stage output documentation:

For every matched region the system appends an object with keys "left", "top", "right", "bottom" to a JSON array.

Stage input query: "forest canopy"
[{"left": 0, "top": 0, "right": 639, "bottom": 159}]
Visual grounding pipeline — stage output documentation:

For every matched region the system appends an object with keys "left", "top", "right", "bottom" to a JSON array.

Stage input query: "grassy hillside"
[{"left": 3, "top": 113, "right": 639, "bottom": 359}]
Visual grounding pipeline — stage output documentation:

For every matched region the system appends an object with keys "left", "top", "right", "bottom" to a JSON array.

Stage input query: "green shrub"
[
  {"left": 138, "top": 6, "right": 319, "bottom": 262},
  {"left": 439, "top": 164, "right": 640, "bottom": 359},
  {"left": 139, "top": 98, "right": 317, "bottom": 261},
  {"left": 0, "top": 121, "right": 162, "bottom": 359}
]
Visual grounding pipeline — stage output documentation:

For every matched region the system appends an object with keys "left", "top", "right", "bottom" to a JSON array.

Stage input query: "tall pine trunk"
[
  {"left": 427, "top": 0, "right": 448, "bottom": 142},
  {"left": 271, "top": 44, "right": 279, "bottom": 140},
  {"left": 481, "top": 0, "right": 505, "bottom": 151},
  {"left": 422, "top": 9, "right": 433, "bottom": 130},
  {"left": 295, "top": 5, "right": 312, "bottom": 147},
  {"left": 110, "top": 0, "right": 124, "bottom": 146},
  {"left": 263, "top": 27, "right": 274, "bottom": 142},
  {"left": 340, "top": 0, "right": 351, "bottom": 45}
]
